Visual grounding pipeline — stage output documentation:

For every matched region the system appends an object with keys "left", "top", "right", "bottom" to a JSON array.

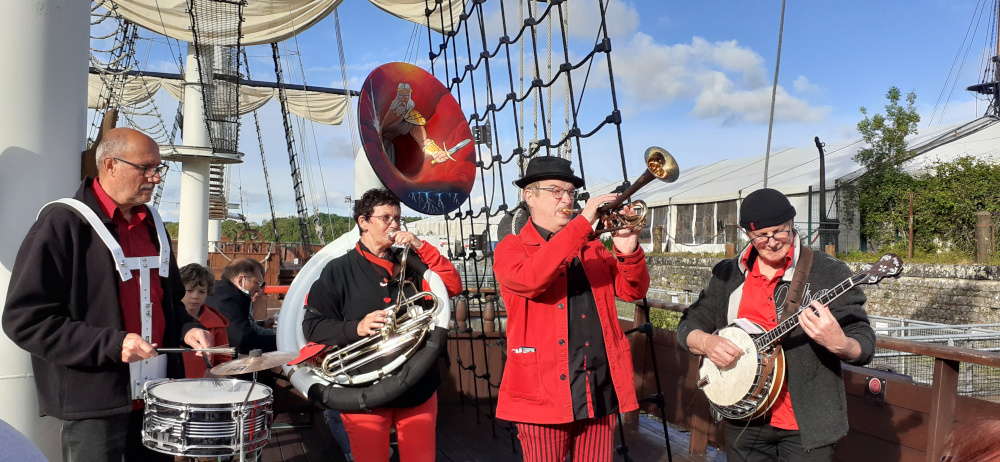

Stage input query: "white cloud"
[
  {"left": 481, "top": 0, "right": 639, "bottom": 48},
  {"left": 566, "top": 0, "right": 640, "bottom": 40},
  {"left": 692, "top": 80, "right": 829, "bottom": 124},
  {"left": 609, "top": 34, "right": 830, "bottom": 124},
  {"left": 793, "top": 76, "right": 820, "bottom": 93}
]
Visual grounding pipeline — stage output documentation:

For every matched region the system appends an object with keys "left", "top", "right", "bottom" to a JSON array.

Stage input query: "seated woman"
[{"left": 303, "top": 188, "right": 461, "bottom": 462}]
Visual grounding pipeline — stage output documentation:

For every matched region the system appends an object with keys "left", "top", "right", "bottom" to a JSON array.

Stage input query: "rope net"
[
  {"left": 188, "top": 0, "right": 245, "bottom": 155},
  {"left": 416, "top": 0, "right": 662, "bottom": 454}
]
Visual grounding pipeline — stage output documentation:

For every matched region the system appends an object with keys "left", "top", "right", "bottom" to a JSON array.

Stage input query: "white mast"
[
  {"left": 176, "top": 45, "right": 213, "bottom": 266},
  {"left": 0, "top": 0, "right": 90, "bottom": 458}
]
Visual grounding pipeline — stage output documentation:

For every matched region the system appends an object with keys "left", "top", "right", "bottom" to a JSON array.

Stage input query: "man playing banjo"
[{"left": 677, "top": 188, "right": 876, "bottom": 461}]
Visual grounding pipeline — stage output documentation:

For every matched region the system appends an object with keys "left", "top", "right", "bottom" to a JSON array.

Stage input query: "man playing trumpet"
[{"left": 493, "top": 156, "right": 650, "bottom": 462}]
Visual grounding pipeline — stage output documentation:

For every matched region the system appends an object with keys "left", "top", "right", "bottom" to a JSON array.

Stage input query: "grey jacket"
[{"left": 677, "top": 239, "right": 876, "bottom": 450}]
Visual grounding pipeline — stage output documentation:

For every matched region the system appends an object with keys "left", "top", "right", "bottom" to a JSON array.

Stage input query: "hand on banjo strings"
[
  {"left": 700, "top": 332, "right": 744, "bottom": 368},
  {"left": 798, "top": 300, "right": 853, "bottom": 357},
  {"left": 357, "top": 309, "right": 393, "bottom": 337}
]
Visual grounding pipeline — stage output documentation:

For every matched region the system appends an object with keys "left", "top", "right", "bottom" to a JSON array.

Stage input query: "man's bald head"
[
  {"left": 96, "top": 128, "right": 158, "bottom": 173},
  {"left": 95, "top": 128, "right": 163, "bottom": 214}
]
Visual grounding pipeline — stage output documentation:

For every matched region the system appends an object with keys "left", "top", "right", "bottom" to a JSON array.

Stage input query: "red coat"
[
  {"left": 493, "top": 217, "right": 648, "bottom": 424},
  {"left": 181, "top": 304, "right": 232, "bottom": 378}
]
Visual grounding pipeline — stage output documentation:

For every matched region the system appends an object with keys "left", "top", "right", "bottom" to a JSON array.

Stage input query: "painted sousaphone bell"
[{"left": 357, "top": 62, "right": 477, "bottom": 215}]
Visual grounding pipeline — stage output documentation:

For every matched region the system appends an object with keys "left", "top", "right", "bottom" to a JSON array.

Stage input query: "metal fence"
[
  {"left": 868, "top": 316, "right": 1000, "bottom": 402},
  {"left": 646, "top": 288, "right": 700, "bottom": 305}
]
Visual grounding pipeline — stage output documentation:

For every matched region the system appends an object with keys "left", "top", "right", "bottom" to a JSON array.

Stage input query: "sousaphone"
[{"left": 277, "top": 62, "right": 465, "bottom": 411}]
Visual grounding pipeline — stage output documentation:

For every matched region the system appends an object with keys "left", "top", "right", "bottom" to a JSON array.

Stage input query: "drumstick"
[{"left": 155, "top": 347, "right": 237, "bottom": 355}]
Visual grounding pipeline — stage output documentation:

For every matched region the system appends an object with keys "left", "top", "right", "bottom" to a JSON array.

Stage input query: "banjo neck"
[{"left": 753, "top": 273, "right": 867, "bottom": 351}]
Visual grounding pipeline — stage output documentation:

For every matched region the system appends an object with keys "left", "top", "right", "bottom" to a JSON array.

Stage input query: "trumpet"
[{"left": 595, "top": 146, "right": 679, "bottom": 234}]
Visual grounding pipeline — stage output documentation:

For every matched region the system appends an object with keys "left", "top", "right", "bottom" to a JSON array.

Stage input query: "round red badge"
[{"left": 868, "top": 377, "right": 882, "bottom": 394}]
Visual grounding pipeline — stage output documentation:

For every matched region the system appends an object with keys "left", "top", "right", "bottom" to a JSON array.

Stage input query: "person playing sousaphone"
[
  {"left": 677, "top": 188, "right": 876, "bottom": 461},
  {"left": 302, "top": 188, "right": 462, "bottom": 462}
]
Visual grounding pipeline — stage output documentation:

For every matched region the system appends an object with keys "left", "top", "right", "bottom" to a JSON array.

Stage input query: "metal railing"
[{"left": 868, "top": 316, "right": 1000, "bottom": 401}]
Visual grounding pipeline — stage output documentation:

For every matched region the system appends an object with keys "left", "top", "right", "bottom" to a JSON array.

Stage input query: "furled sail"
[
  {"left": 100, "top": 0, "right": 343, "bottom": 46},
  {"left": 102, "top": 0, "right": 464, "bottom": 44},
  {"left": 87, "top": 73, "right": 349, "bottom": 125},
  {"left": 369, "top": 0, "right": 466, "bottom": 34}
]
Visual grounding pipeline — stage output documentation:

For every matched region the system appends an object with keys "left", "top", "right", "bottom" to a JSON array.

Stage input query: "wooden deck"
[{"left": 259, "top": 405, "right": 725, "bottom": 462}]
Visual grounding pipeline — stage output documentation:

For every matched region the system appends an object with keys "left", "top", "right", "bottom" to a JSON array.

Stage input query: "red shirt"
[
  {"left": 93, "top": 179, "right": 165, "bottom": 346},
  {"left": 182, "top": 305, "right": 231, "bottom": 378},
  {"left": 738, "top": 246, "right": 797, "bottom": 430}
]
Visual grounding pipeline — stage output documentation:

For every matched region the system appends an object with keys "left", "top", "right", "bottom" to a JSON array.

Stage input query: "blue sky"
[{"left": 105, "top": 0, "right": 997, "bottom": 224}]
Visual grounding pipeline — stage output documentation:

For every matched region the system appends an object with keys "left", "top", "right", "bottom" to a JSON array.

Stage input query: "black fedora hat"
[{"left": 513, "top": 156, "right": 585, "bottom": 188}]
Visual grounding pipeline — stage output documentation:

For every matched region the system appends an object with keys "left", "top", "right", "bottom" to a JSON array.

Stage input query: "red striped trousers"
[{"left": 515, "top": 414, "right": 617, "bottom": 462}]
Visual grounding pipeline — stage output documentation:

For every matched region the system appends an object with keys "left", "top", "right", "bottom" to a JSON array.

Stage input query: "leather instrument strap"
[{"left": 779, "top": 246, "right": 814, "bottom": 324}]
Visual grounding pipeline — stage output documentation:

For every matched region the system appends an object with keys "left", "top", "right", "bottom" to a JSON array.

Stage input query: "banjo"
[{"left": 696, "top": 253, "right": 902, "bottom": 420}]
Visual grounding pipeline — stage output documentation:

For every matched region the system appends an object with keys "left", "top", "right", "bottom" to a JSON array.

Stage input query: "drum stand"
[{"left": 238, "top": 370, "right": 259, "bottom": 462}]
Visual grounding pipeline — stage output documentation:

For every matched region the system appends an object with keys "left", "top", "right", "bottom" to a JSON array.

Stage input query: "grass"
[
  {"left": 836, "top": 248, "right": 985, "bottom": 265},
  {"left": 647, "top": 251, "right": 727, "bottom": 258},
  {"left": 617, "top": 301, "right": 683, "bottom": 331}
]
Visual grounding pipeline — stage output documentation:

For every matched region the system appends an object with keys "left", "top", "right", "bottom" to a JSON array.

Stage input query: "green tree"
[
  {"left": 851, "top": 87, "right": 921, "bottom": 246},
  {"left": 911, "top": 157, "right": 1000, "bottom": 254},
  {"left": 220, "top": 219, "right": 247, "bottom": 241}
]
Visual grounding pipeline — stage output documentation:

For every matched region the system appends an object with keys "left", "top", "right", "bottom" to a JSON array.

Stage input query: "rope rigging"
[
  {"left": 414, "top": 0, "right": 669, "bottom": 454},
  {"left": 271, "top": 43, "right": 314, "bottom": 248},
  {"left": 240, "top": 47, "right": 281, "bottom": 246}
]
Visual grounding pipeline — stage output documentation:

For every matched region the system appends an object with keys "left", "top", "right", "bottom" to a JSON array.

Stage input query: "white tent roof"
[
  {"left": 901, "top": 117, "right": 1000, "bottom": 169},
  {"left": 590, "top": 116, "right": 1000, "bottom": 206}
]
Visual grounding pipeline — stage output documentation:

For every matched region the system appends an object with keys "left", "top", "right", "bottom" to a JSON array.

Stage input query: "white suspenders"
[{"left": 38, "top": 198, "right": 172, "bottom": 399}]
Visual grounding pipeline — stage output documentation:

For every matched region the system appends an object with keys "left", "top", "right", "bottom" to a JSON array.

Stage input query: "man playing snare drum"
[
  {"left": 2, "top": 128, "right": 212, "bottom": 462},
  {"left": 677, "top": 188, "right": 875, "bottom": 461}
]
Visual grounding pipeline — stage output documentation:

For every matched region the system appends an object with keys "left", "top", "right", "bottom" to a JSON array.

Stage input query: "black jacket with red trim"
[{"left": 303, "top": 243, "right": 460, "bottom": 408}]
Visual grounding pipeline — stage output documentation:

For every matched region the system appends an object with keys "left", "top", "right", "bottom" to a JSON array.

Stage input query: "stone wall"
[{"left": 647, "top": 255, "right": 1000, "bottom": 325}]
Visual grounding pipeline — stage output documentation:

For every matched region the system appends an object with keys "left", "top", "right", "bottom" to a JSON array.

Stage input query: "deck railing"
[{"left": 629, "top": 299, "right": 1000, "bottom": 462}]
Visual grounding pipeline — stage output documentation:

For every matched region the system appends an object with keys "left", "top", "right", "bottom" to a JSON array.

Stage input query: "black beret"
[{"left": 739, "top": 188, "right": 796, "bottom": 231}]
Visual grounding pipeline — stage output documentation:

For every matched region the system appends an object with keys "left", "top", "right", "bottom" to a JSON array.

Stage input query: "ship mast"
[{"left": 966, "top": 0, "right": 1000, "bottom": 116}]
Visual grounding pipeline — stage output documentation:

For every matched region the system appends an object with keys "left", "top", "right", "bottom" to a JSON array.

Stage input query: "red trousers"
[
  {"left": 339, "top": 393, "right": 437, "bottom": 462},
  {"left": 515, "top": 414, "right": 617, "bottom": 462}
]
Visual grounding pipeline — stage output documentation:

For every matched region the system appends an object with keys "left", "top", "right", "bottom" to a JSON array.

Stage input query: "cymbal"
[{"left": 210, "top": 351, "right": 299, "bottom": 376}]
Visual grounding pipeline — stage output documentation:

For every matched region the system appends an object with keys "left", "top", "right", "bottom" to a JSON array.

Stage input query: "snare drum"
[{"left": 142, "top": 378, "right": 274, "bottom": 457}]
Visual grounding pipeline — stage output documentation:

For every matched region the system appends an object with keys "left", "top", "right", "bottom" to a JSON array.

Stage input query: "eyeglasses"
[
  {"left": 114, "top": 157, "right": 168, "bottom": 178},
  {"left": 367, "top": 214, "right": 403, "bottom": 225},
  {"left": 242, "top": 275, "right": 265, "bottom": 289},
  {"left": 747, "top": 229, "right": 792, "bottom": 245},
  {"left": 528, "top": 186, "right": 578, "bottom": 200}
]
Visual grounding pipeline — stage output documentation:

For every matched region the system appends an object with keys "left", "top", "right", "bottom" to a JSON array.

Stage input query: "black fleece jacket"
[
  {"left": 2, "top": 178, "right": 200, "bottom": 420},
  {"left": 677, "top": 243, "right": 876, "bottom": 450},
  {"left": 206, "top": 278, "right": 277, "bottom": 354}
]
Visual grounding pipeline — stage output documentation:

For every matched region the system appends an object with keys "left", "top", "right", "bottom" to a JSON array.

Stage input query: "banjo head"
[{"left": 698, "top": 326, "right": 759, "bottom": 407}]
